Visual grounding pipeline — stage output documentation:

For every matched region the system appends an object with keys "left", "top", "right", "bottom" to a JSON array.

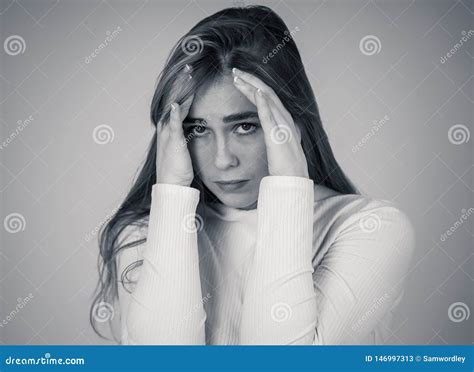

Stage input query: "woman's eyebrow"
[
  {"left": 222, "top": 111, "right": 259, "bottom": 123},
  {"left": 182, "top": 117, "right": 205, "bottom": 125},
  {"left": 183, "top": 111, "right": 259, "bottom": 125}
]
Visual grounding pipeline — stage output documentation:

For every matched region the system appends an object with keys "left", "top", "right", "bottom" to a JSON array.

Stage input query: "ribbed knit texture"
[
  {"left": 118, "top": 176, "right": 415, "bottom": 345},
  {"left": 124, "top": 183, "right": 206, "bottom": 344}
]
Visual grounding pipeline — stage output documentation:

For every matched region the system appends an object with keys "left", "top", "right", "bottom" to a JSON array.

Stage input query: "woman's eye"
[
  {"left": 235, "top": 123, "right": 258, "bottom": 135},
  {"left": 186, "top": 124, "right": 208, "bottom": 137}
]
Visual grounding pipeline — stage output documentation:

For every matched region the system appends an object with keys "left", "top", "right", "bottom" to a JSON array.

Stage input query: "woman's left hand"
[{"left": 232, "top": 68, "right": 309, "bottom": 179}]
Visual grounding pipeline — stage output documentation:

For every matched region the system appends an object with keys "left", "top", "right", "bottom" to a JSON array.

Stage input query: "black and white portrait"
[{"left": 1, "top": 0, "right": 472, "bottom": 347}]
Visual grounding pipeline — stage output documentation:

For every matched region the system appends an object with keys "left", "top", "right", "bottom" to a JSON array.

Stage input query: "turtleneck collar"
[
  {"left": 196, "top": 183, "right": 339, "bottom": 222},
  {"left": 198, "top": 200, "right": 257, "bottom": 222}
]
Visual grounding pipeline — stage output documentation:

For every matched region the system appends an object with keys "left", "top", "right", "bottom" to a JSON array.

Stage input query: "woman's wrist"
[{"left": 152, "top": 183, "right": 200, "bottom": 207}]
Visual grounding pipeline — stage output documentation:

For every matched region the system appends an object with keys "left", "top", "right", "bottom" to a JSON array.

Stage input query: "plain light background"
[{"left": 0, "top": 0, "right": 472, "bottom": 344}]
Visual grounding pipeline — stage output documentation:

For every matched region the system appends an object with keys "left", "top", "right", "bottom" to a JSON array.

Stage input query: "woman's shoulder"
[
  {"left": 314, "top": 183, "right": 412, "bottom": 224},
  {"left": 312, "top": 183, "right": 415, "bottom": 254}
]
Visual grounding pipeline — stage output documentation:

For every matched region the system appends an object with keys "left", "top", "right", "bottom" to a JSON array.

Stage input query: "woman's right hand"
[{"left": 156, "top": 68, "right": 195, "bottom": 187}]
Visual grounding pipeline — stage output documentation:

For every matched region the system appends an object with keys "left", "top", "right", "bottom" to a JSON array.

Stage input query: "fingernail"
[
  {"left": 188, "top": 74, "right": 193, "bottom": 80},
  {"left": 256, "top": 88, "right": 263, "bottom": 96},
  {"left": 170, "top": 103, "right": 176, "bottom": 111},
  {"left": 184, "top": 64, "right": 192, "bottom": 72},
  {"left": 232, "top": 67, "right": 240, "bottom": 75},
  {"left": 233, "top": 76, "right": 241, "bottom": 84}
]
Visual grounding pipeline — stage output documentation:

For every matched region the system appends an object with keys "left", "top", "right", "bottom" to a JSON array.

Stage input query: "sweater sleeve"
[
  {"left": 240, "top": 176, "right": 318, "bottom": 344},
  {"left": 117, "top": 183, "right": 207, "bottom": 345},
  {"left": 311, "top": 199, "right": 415, "bottom": 344},
  {"left": 239, "top": 176, "right": 415, "bottom": 345}
]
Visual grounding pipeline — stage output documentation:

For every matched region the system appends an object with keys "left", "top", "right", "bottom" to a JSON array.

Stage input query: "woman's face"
[{"left": 185, "top": 74, "right": 269, "bottom": 210}]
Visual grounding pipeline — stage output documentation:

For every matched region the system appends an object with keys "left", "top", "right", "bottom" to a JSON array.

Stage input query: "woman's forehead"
[{"left": 188, "top": 75, "right": 256, "bottom": 121}]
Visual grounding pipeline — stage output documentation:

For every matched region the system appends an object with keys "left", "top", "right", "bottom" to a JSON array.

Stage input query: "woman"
[{"left": 90, "top": 5, "right": 415, "bottom": 345}]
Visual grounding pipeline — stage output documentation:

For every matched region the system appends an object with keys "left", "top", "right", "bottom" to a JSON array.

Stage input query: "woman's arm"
[
  {"left": 232, "top": 69, "right": 317, "bottom": 344},
  {"left": 231, "top": 68, "right": 414, "bottom": 344},
  {"left": 118, "top": 183, "right": 206, "bottom": 345},
  {"left": 310, "top": 200, "right": 415, "bottom": 344},
  {"left": 240, "top": 176, "right": 415, "bottom": 345},
  {"left": 240, "top": 175, "right": 318, "bottom": 344},
  {"left": 118, "top": 64, "right": 205, "bottom": 344}
]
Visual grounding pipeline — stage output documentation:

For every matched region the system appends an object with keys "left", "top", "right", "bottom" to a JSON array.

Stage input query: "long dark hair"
[{"left": 90, "top": 4, "right": 358, "bottom": 342}]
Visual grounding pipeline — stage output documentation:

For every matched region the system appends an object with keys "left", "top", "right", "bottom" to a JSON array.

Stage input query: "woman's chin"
[{"left": 217, "top": 194, "right": 258, "bottom": 210}]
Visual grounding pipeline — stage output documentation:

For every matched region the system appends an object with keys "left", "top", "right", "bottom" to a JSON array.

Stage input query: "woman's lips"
[{"left": 214, "top": 180, "right": 249, "bottom": 192}]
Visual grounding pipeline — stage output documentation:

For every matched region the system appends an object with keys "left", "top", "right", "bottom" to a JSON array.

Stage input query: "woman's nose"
[{"left": 214, "top": 139, "right": 239, "bottom": 170}]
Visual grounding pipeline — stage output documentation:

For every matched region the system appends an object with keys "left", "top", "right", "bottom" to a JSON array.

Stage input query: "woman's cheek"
[
  {"left": 239, "top": 133, "right": 267, "bottom": 161},
  {"left": 188, "top": 140, "right": 212, "bottom": 171}
]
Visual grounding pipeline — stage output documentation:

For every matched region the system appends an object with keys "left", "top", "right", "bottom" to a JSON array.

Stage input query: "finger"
[
  {"left": 233, "top": 75, "right": 257, "bottom": 105},
  {"left": 267, "top": 98, "right": 289, "bottom": 127},
  {"left": 167, "top": 64, "right": 193, "bottom": 105},
  {"left": 254, "top": 88, "right": 278, "bottom": 136},
  {"left": 156, "top": 123, "right": 170, "bottom": 164},
  {"left": 169, "top": 103, "right": 184, "bottom": 136},
  {"left": 267, "top": 100, "right": 300, "bottom": 144},
  {"left": 174, "top": 65, "right": 193, "bottom": 121},
  {"left": 234, "top": 76, "right": 291, "bottom": 130},
  {"left": 179, "top": 93, "right": 195, "bottom": 122},
  {"left": 232, "top": 73, "right": 294, "bottom": 134},
  {"left": 179, "top": 64, "right": 193, "bottom": 83},
  {"left": 158, "top": 120, "right": 170, "bottom": 147},
  {"left": 232, "top": 68, "right": 292, "bottom": 123}
]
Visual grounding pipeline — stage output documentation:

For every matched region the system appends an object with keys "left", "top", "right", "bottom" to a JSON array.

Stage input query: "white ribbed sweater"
[{"left": 117, "top": 176, "right": 415, "bottom": 345}]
